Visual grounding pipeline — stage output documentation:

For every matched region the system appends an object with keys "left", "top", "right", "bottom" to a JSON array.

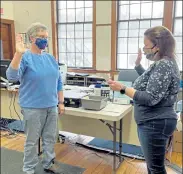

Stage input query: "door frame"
[{"left": 1, "top": 18, "right": 16, "bottom": 58}]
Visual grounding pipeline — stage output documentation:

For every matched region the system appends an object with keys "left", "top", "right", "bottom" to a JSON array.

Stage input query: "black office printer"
[
  {"left": 63, "top": 90, "right": 88, "bottom": 108},
  {"left": 0, "top": 60, "right": 20, "bottom": 88}
]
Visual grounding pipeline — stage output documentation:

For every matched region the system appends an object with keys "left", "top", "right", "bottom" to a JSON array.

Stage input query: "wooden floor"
[{"left": 1, "top": 131, "right": 182, "bottom": 174}]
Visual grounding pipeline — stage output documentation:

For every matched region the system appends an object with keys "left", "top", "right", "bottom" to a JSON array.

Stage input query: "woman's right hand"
[
  {"left": 16, "top": 34, "right": 26, "bottom": 54},
  {"left": 135, "top": 48, "right": 142, "bottom": 66}
]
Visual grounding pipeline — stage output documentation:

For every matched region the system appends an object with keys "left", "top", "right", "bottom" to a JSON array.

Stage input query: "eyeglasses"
[
  {"left": 35, "top": 36, "right": 50, "bottom": 40},
  {"left": 143, "top": 44, "right": 156, "bottom": 50}
]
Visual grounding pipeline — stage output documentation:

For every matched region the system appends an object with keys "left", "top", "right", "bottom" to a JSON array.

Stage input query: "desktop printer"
[
  {"left": 63, "top": 90, "right": 88, "bottom": 108},
  {"left": 58, "top": 63, "right": 67, "bottom": 85}
]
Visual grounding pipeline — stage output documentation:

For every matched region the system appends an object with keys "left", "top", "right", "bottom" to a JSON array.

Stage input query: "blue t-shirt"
[{"left": 6, "top": 50, "right": 63, "bottom": 108}]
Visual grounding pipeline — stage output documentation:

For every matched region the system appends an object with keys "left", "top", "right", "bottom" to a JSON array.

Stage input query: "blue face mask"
[{"left": 35, "top": 38, "right": 48, "bottom": 50}]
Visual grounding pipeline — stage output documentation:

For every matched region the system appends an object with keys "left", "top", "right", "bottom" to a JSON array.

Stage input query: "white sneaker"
[{"left": 25, "top": 171, "right": 35, "bottom": 174}]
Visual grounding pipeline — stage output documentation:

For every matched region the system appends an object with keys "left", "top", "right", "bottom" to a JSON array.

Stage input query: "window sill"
[{"left": 68, "top": 68, "right": 119, "bottom": 74}]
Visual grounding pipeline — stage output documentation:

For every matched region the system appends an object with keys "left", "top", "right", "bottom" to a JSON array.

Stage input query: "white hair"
[{"left": 26, "top": 22, "right": 48, "bottom": 43}]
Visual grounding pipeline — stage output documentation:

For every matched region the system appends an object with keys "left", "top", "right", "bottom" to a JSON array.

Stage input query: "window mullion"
[{"left": 57, "top": 0, "right": 93, "bottom": 68}]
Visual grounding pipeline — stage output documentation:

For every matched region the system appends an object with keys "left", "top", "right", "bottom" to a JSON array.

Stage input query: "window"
[
  {"left": 117, "top": 1, "right": 165, "bottom": 69},
  {"left": 57, "top": 1, "right": 93, "bottom": 68},
  {"left": 173, "top": 1, "right": 182, "bottom": 71}
]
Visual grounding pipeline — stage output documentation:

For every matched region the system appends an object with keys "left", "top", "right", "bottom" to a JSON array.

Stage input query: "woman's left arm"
[
  {"left": 109, "top": 60, "right": 173, "bottom": 106},
  {"left": 57, "top": 74, "right": 65, "bottom": 115}
]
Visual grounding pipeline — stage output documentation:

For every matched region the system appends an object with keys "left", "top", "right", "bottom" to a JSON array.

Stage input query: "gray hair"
[{"left": 26, "top": 22, "right": 48, "bottom": 43}]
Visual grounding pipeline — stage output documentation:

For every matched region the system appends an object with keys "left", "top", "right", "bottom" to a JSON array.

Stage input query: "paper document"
[{"left": 113, "top": 81, "right": 132, "bottom": 105}]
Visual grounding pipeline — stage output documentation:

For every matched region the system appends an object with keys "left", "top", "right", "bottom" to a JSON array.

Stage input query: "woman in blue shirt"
[{"left": 6, "top": 22, "right": 64, "bottom": 174}]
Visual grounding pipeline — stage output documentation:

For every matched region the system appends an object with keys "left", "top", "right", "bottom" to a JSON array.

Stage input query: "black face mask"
[{"left": 143, "top": 45, "right": 158, "bottom": 61}]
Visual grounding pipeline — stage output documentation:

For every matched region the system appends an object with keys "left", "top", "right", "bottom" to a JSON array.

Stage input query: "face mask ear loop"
[{"left": 151, "top": 44, "right": 156, "bottom": 49}]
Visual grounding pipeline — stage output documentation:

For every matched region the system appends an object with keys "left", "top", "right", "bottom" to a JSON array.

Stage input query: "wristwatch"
[
  {"left": 120, "top": 86, "right": 127, "bottom": 94},
  {"left": 58, "top": 101, "right": 64, "bottom": 105}
]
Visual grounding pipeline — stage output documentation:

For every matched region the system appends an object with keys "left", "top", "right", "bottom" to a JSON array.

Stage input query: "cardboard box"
[{"left": 172, "top": 130, "right": 182, "bottom": 153}]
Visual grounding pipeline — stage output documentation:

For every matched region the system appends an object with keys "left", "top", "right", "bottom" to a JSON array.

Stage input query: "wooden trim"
[
  {"left": 163, "top": 0, "right": 174, "bottom": 31},
  {"left": 96, "top": 24, "right": 111, "bottom": 26},
  {"left": 51, "top": 0, "right": 57, "bottom": 59},
  {"left": 1, "top": 18, "right": 14, "bottom": 25},
  {"left": 55, "top": 1, "right": 59, "bottom": 61},
  {"left": 1, "top": 18, "right": 16, "bottom": 58},
  {"left": 11, "top": 22, "right": 16, "bottom": 55},
  {"left": 67, "top": 67, "right": 120, "bottom": 75},
  {"left": 111, "top": 1, "right": 117, "bottom": 79},
  {"left": 68, "top": 68, "right": 115, "bottom": 74},
  {"left": 93, "top": 0, "right": 96, "bottom": 70}
]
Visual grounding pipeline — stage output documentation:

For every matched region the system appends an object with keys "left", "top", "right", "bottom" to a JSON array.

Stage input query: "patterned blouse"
[{"left": 132, "top": 57, "right": 180, "bottom": 124}]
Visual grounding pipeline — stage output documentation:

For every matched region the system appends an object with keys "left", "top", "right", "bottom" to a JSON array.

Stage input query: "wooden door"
[{"left": 0, "top": 19, "right": 15, "bottom": 60}]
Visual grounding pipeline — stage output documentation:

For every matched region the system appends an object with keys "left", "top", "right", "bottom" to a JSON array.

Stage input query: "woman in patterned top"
[{"left": 108, "top": 26, "right": 180, "bottom": 174}]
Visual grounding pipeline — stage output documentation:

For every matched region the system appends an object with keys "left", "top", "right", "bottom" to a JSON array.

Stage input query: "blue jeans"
[
  {"left": 137, "top": 119, "right": 177, "bottom": 174},
  {"left": 21, "top": 107, "right": 58, "bottom": 173}
]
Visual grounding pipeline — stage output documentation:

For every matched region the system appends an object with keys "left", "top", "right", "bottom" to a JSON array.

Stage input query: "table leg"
[
  {"left": 119, "top": 119, "right": 122, "bottom": 162},
  {"left": 38, "top": 137, "right": 42, "bottom": 156},
  {"left": 113, "top": 121, "right": 116, "bottom": 174}
]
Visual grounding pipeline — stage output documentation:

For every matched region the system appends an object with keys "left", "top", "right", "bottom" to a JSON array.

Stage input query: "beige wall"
[
  {"left": 96, "top": 26, "right": 111, "bottom": 71},
  {"left": 96, "top": 1, "right": 112, "bottom": 71},
  {"left": 1, "top": 1, "right": 53, "bottom": 54},
  {"left": 1, "top": 1, "right": 14, "bottom": 20},
  {"left": 96, "top": 1, "right": 111, "bottom": 25},
  {"left": 12, "top": 1, "right": 53, "bottom": 54}
]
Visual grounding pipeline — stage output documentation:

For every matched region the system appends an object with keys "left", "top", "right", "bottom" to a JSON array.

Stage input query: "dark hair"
[{"left": 144, "top": 26, "right": 176, "bottom": 59}]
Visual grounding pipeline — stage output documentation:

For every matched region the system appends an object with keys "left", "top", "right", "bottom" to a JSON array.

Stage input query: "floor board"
[{"left": 1, "top": 131, "right": 182, "bottom": 174}]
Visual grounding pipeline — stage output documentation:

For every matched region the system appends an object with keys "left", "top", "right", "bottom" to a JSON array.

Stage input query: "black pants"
[{"left": 137, "top": 119, "right": 177, "bottom": 174}]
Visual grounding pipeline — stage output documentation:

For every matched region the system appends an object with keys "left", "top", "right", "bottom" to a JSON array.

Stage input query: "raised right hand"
[
  {"left": 16, "top": 34, "right": 26, "bottom": 54},
  {"left": 135, "top": 48, "right": 142, "bottom": 66}
]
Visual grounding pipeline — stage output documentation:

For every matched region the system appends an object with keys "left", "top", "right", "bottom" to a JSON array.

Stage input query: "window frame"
[
  {"left": 172, "top": 1, "right": 183, "bottom": 71},
  {"left": 56, "top": 1, "right": 95, "bottom": 69},
  {"left": 172, "top": 1, "right": 182, "bottom": 34},
  {"left": 116, "top": 1, "right": 165, "bottom": 70}
]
